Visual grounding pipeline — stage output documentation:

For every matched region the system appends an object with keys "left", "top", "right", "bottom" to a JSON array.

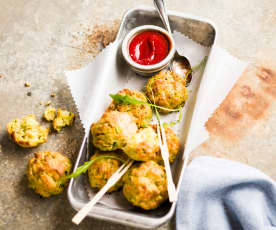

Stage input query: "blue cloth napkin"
[{"left": 176, "top": 156, "right": 276, "bottom": 230}]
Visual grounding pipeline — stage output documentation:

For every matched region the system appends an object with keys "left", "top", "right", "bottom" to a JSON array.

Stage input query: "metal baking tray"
[{"left": 68, "top": 6, "right": 216, "bottom": 229}]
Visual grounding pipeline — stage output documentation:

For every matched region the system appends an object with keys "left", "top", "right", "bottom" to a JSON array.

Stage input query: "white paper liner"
[
  {"left": 183, "top": 46, "right": 248, "bottom": 157},
  {"left": 66, "top": 31, "right": 247, "bottom": 210},
  {"left": 66, "top": 41, "right": 121, "bottom": 132}
]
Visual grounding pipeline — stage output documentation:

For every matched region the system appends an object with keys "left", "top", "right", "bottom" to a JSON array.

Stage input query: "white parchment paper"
[
  {"left": 183, "top": 45, "right": 248, "bottom": 157},
  {"left": 66, "top": 32, "right": 247, "bottom": 209}
]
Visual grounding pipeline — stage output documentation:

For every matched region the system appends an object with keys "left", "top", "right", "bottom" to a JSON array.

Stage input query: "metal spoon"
[{"left": 153, "top": 0, "right": 192, "bottom": 85}]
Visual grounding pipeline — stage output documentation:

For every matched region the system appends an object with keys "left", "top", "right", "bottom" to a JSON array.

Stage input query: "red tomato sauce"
[{"left": 129, "top": 30, "right": 170, "bottom": 65}]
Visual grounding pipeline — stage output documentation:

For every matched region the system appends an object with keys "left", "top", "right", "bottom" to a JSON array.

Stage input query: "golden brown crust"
[
  {"left": 151, "top": 125, "right": 180, "bottom": 164},
  {"left": 145, "top": 71, "right": 188, "bottom": 114},
  {"left": 88, "top": 151, "right": 127, "bottom": 192},
  {"left": 107, "top": 88, "right": 152, "bottom": 127},
  {"left": 7, "top": 114, "right": 49, "bottom": 148},
  {"left": 43, "top": 107, "right": 56, "bottom": 121},
  {"left": 53, "top": 109, "right": 75, "bottom": 132},
  {"left": 122, "top": 126, "right": 159, "bottom": 161},
  {"left": 26, "top": 151, "right": 72, "bottom": 197},
  {"left": 91, "top": 111, "right": 138, "bottom": 151},
  {"left": 123, "top": 161, "right": 168, "bottom": 210}
]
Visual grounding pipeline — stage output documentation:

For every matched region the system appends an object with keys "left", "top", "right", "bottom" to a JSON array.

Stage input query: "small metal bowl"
[{"left": 121, "top": 25, "right": 176, "bottom": 76}]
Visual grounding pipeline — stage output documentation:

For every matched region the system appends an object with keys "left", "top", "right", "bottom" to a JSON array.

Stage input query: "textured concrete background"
[{"left": 0, "top": 0, "right": 276, "bottom": 229}]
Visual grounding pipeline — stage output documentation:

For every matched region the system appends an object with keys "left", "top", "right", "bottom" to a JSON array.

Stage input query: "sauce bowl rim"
[{"left": 122, "top": 25, "right": 176, "bottom": 71}]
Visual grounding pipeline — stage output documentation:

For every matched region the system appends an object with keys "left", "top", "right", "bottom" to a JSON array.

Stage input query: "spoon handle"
[{"left": 153, "top": 0, "right": 172, "bottom": 34}]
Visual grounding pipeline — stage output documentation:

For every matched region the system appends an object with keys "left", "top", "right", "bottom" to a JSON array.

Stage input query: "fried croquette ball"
[
  {"left": 7, "top": 114, "right": 49, "bottom": 148},
  {"left": 91, "top": 111, "right": 138, "bottom": 151},
  {"left": 26, "top": 151, "right": 72, "bottom": 197},
  {"left": 53, "top": 109, "right": 75, "bottom": 132},
  {"left": 145, "top": 71, "right": 188, "bottom": 114},
  {"left": 88, "top": 151, "right": 127, "bottom": 192},
  {"left": 123, "top": 161, "right": 168, "bottom": 210},
  {"left": 151, "top": 125, "right": 180, "bottom": 164},
  {"left": 122, "top": 126, "right": 159, "bottom": 161},
  {"left": 107, "top": 89, "right": 152, "bottom": 127},
  {"left": 43, "top": 107, "right": 56, "bottom": 121}
]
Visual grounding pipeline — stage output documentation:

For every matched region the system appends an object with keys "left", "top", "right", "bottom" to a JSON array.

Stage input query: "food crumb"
[
  {"left": 25, "top": 82, "right": 31, "bottom": 87},
  {"left": 6, "top": 114, "right": 48, "bottom": 148},
  {"left": 27, "top": 92, "right": 32, "bottom": 96},
  {"left": 45, "top": 101, "right": 52, "bottom": 106},
  {"left": 50, "top": 93, "right": 56, "bottom": 98},
  {"left": 43, "top": 107, "right": 56, "bottom": 121},
  {"left": 0, "top": 75, "right": 3, "bottom": 78},
  {"left": 53, "top": 109, "right": 75, "bottom": 132}
]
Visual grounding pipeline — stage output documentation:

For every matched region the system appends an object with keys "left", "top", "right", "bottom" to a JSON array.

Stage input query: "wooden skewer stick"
[
  {"left": 72, "top": 160, "right": 134, "bottom": 225},
  {"left": 156, "top": 118, "right": 177, "bottom": 202}
]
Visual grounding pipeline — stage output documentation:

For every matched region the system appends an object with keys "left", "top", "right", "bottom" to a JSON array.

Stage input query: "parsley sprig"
[
  {"left": 185, "top": 56, "right": 208, "bottom": 80},
  {"left": 109, "top": 94, "right": 181, "bottom": 112},
  {"left": 64, "top": 155, "right": 125, "bottom": 181},
  {"left": 164, "top": 109, "right": 183, "bottom": 128}
]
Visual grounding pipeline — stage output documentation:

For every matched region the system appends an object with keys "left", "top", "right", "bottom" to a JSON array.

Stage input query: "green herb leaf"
[
  {"left": 185, "top": 56, "right": 208, "bottom": 79},
  {"left": 155, "top": 107, "right": 161, "bottom": 124},
  {"left": 163, "top": 109, "right": 183, "bottom": 128},
  {"left": 110, "top": 94, "right": 146, "bottom": 106},
  {"left": 109, "top": 94, "right": 181, "bottom": 112},
  {"left": 65, "top": 155, "right": 125, "bottom": 180},
  {"left": 193, "top": 56, "right": 208, "bottom": 72},
  {"left": 140, "top": 123, "right": 149, "bottom": 128}
]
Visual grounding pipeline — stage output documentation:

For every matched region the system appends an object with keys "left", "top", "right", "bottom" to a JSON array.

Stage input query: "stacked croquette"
[{"left": 88, "top": 71, "right": 187, "bottom": 210}]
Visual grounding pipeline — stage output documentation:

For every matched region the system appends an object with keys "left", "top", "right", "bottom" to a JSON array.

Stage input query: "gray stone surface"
[{"left": 0, "top": 0, "right": 275, "bottom": 229}]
